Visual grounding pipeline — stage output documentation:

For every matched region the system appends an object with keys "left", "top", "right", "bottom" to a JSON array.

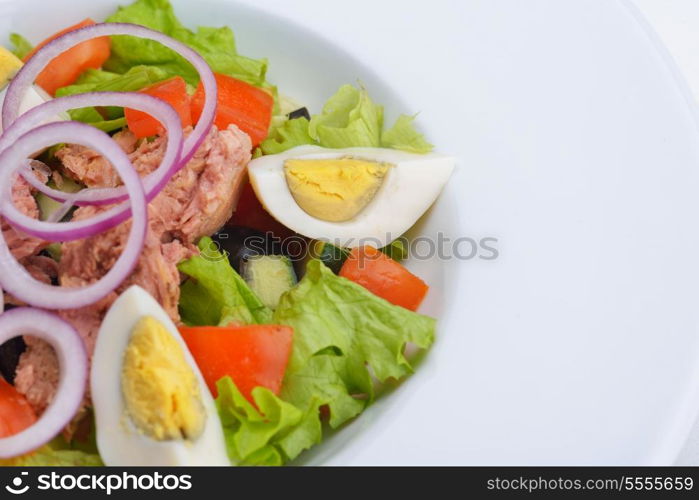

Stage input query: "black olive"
[
  {"left": 212, "top": 226, "right": 283, "bottom": 273},
  {"left": 0, "top": 336, "right": 26, "bottom": 385},
  {"left": 287, "top": 107, "right": 311, "bottom": 121}
]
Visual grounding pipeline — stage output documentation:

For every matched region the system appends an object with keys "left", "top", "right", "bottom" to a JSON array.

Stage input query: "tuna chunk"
[
  {"left": 2, "top": 176, "right": 46, "bottom": 261},
  {"left": 14, "top": 207, "right": 195, "bottom": 413},
  {"left": 3, "top": 256, "right": 58, "bottom": 308},
  {"left": 54, "top": 125, "right": 250, "bottom": 241},
  {"left": 14, "top": 125, "right": 251, "bottom": 414},
  {"left": 131, "top": 124, "right": 251, "bottom": 241},
  {"left": 12, "top": 338, "right": 59, "bottom": 414},
  {"left": 55, "top": 130, "right": 138, "bottom": 187}
]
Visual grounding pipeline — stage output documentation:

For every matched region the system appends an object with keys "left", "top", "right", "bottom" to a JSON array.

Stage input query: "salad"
[{"left": 0, "top": 0, "right": 454, "bottom": 466}]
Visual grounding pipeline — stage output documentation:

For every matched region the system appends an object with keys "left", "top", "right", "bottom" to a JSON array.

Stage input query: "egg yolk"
[
  {"left": 284, "top": 157, "right": 391, "bottom": 222},
  {"left": 0, "top": 47, "right": 23, "bottom": 87},
  {"left": 122, "top": 316, "right": 206, "bottom": 441}
]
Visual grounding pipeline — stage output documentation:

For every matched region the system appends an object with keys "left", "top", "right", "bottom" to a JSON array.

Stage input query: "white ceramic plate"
[{"left": 4, "top": 0, "right": 699, "bottom": 465}]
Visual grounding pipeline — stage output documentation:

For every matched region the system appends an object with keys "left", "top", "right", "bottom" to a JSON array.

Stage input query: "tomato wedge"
[
  {"left": 179, "top": 324, "right": 293, "bottom": 403},
  {"left": 339, "top": 246, "right": 429, "bottom": 311},
  {"left": 227, "top": 181, "right": 296, "bottom": 239},
  {"left": 191, "top": 73, "right": 273, "bottom": 147},
  {"left": 124, "top": 76, "right": 192, "bottom": 138},
  {"left": 25, "top": 18, "right": 111, "bottom": 96},
  {"left": 0, "top": 378, "right": 37, "bottom": 438}
]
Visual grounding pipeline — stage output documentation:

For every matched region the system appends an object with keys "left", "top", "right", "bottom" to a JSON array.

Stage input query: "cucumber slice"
[
  {"left": 312, "top": 241, "right": 350, "bottom": 274},
  {"left": 380, "top": 238, "right": 408, "bottom": 261},
  {"left": 36, "top": 192, "right": 65, "bottom": 221},
  {"left": 35, "top": 176, "right": 82, "bottom": 222},
  {"left": 241, "top": 255, "right": 297, "bottom": 310}
]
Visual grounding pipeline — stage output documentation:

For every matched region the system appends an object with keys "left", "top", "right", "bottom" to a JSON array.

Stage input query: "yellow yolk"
[
  {"left": 121, "top": 316, "right": 205, "bottom": 441},
  {"left": 0, "top": 47, "right": 22, "bottom": 88},
  {"left": 283, "top": 157, "right": 391, "bottom": 222}
]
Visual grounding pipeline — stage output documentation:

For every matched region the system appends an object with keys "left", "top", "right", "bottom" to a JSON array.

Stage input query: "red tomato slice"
[
  {"left": 340, "top": 246, "right": 429, "bottom": 311},
  {"left": 25, "top": 19, "right": 111, "bottom": 96},
  {"left": 124, "top": 76, "right": 192, "bottom": 138},
  {"left": 191, "top": 73, "right": 273, "bottom": 147},
  {"left": 227, "top": 181, "right": 296, "bottom": 239},
  {"left": 0, "top": 378, "right": 37, "bottom": 438},
  {"left": 179, "top": 324, "right": 293, "bottom": 403}
]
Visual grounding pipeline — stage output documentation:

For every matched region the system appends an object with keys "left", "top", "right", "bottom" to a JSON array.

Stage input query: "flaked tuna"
[{"left": 14, "top": 125, "right": 252, "bottom": 414}]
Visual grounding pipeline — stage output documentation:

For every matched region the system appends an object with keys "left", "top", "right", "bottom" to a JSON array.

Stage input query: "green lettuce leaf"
[
  {"left": 381, "top": 114, "right": 433, "bottom": 153},
  {"left": 260, "top": 117, "right": 315, "bottom": 155},
  {"left": 308, "top": 84, "right": 383, "bottom": 148},
  {"left": 54, "top": 65, "right": 170, "bottom": 131},
  {"left": 178, "top": 237, "right": 273, "bottom": 326},
  {"left": 262, "top": 84, "right": 433, "bottom": 155},
  {"left": 0, "top": 431, "right": 103, "bottom": 466},
  {"left": 9, "top": 33, "right": 33, "bottom": 59},
  {"left": 104, "top": 0, "right": 268, "bottom": 87},
  {"left": 87, "top": 117, "right": 129, "bottom": 133},
  {"left": 216, "top": 260, "right": 435, "bottom": 464},
  {"left": 275, "top": 260, "right": 435, "bottom": 426},
  {"left": 216, "top": 377, "right": 321, "bottom": 466},
  {"left": 75, "top": 68, "right": 121, "bottom": 85},
  {"left": 1, "top": 449, "right": 103, "bottom": 467},
  {"left": 56, "top": 66, "right": 169, "bottom": 98},
  {"left": 64, "top": 107, "right": 102, "bottom": 124}
]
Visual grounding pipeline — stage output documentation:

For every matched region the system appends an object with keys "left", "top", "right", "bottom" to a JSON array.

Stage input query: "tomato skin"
[
  {"left": 191, "top": 73, "right": 273, "bottom": 147},
  {"left": 25, "top": 19, "right": 111, "bottom": 96},
  {"left": 179, "top": 324, "right": 293, "bottom": 403},
  {"left": 339, "top": 246, "right": 429, "bottom": 311},
  {"left": 227, "top": 181, "right": 296, "bottom": 239},
  {"left": 0, "top": 378, "right": 37, "bottom": 438},
  {"left": 124, "top": 77, "right": 192, "bottom": 138}
]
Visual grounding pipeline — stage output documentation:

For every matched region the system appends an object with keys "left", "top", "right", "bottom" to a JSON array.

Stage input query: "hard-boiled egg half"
[
  {"left": 91, "top": 286, "right": 230, "bottom": 466},
  {"left": 247, "top": 145, "right": 455, "bottom": 248}
]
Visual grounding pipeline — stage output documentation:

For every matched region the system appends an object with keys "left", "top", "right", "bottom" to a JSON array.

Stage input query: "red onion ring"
[
  {"left": 3, "top": 23, "right": 217, "bottom": 174},
  {"left": 46, "top": 197, "right": 75, "bottom": 223},
  {"left": 0, "top": 122, "right": 146, "bottom": 309},
  {"left": 0, "top": 24, "right": 217, "bottom": 309},
  {"left": 0, "top": 308, "right": 87, "bottom": 459},
  {"left": 2, "top": 92, "right": 183, "bottom": 209}
]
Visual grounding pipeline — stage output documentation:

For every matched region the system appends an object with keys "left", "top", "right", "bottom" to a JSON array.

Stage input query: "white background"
[
  {"left": 632, "top": 0, "right": 699, "bottom": 465},
  {"left": 233, "top": 0, "right": 699, "bottom": 465}
]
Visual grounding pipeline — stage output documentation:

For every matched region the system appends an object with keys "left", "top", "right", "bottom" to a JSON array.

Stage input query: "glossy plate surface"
[{"left": 3, "top": 0, "right": 699, "bottom": 464}]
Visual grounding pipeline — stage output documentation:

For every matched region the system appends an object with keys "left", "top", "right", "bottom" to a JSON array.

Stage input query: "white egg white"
[
  {"left": 91, "top": 286, "right": 230, "bottom": 466},
  {"left": 0, "top": 85, "right": 69, "bottom": 134},
  {"left": 247, "top": 146, "right": 455, "bottom": 248}
]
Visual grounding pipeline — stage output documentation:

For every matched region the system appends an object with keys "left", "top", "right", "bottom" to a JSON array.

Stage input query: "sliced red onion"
[
  {"left": 0, "top": 122, "right": 146, "bottom": 309},
  {"left": 46, "top": 198, "right": 75, "bottom": 223},
  {"left": 1, "top": 92, "right": 183, "bottom": 208},
  {"left": 0, "top": 308, "right": 87, "bottom": 459},
  {"left": 0, "top": 24, "right": 217, "bottom": 310},
  {"left": 3, "top": 23, "right": 217, "bottom": 168}
]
